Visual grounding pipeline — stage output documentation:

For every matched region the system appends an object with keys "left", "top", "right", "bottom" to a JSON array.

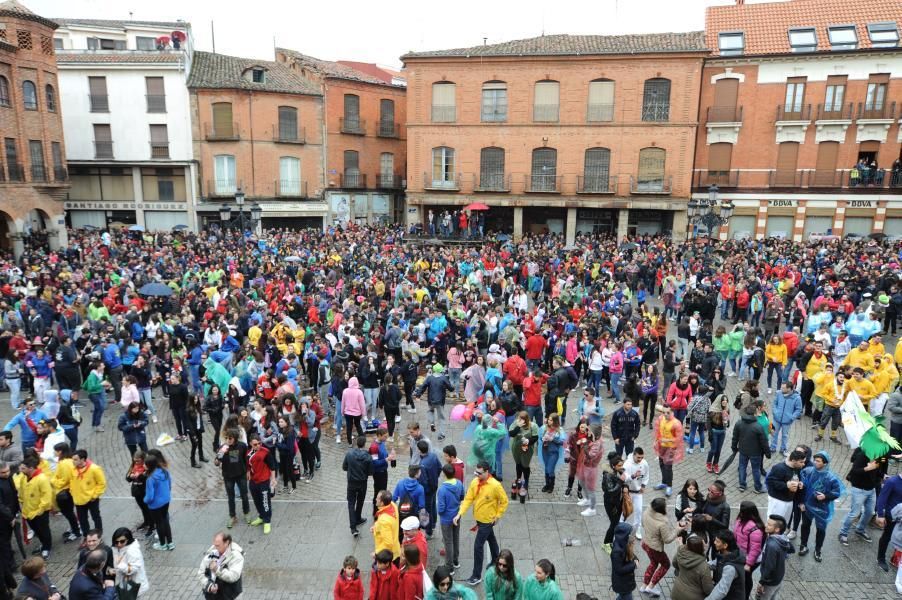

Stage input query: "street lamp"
[
  {"left": 218, "top": 187, "right": 262, "bottom": 234},
  {"left": 688, "top": 184, "right": 734, "bottom": 238}
]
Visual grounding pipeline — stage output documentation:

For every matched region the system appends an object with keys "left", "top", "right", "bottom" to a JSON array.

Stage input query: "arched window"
[
  {"left": 22, "top": 80, "right": 37, "bottom": 110},
  {"left": 481, "top": 81, "right": 507, "bottom": 122},
  {"left": 430, "top": 146, "right": 456, "bottom": 188},
  {"left": 642, "top": 78, "right": 670, "bottom": 122},
  {"left": 583, "top": 148, "right": 611, "bottom": 192},
  {"left": 479, "top": 147, "right": 506, "bottom": 191},
  {"left": 530, "top": 148, "right": 558, "bottom": 191},
  {"left": 637, "top": 147, "right": 666, "bottom": 191},
  {"left": 431, "top": 82, "right": 456, "bottom": 122},
  {"left": 44, "top": 84, "right": 55, "bottom": 112},
  {"left": 533, "top": 81, "right": 559, "bottom": 122},
  {"left": 343, "top": 94, "right": 361, "bottom": 133},
  {"left": 0, "top": 76, "right": 10, "bottom": 107},
  {"left": 587, "top": 79, "right": 614, "bottom": 122}
]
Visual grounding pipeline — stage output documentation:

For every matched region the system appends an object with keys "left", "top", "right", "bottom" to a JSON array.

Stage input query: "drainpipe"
[{"left": 321, "top": 80, "right": 329, "bottom": 230}]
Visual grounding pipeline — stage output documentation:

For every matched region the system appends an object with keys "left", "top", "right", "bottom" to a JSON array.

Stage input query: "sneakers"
[
  {"left": 665, "top": 487, "right": 672, "bottom": 497},
  {"left": 244, "top": 514, "right": 254, "bottom": 525},
  {"left": 814, "top": 435, "right": 823, "bottom": 442},
  {"left": 814, "top": 550, "right": 822, "bottom": 562},
  {"left": 713, "top": 464, "right": 720, "bottom": 474},
  {"left": 263, "top": 523, "right": 271, "bottom": 535},
  {"left": 653, "top": 483, "right": 667, "bottom": 491},
  {"left": 165, "top": 543, "right": 175, "bottom": 551},
  {"left": 152, "top": 542, "right": 167, "bottom": 551},
  {"left": 227, "top": 516, "right": 237, "bottom": 529},
  {"left": 636, "top": 528, "right": 643, "bottom": 540},
  {"left": 839, "top": 534, "right": 849, "bottom": 546},
  {"left": 351, "top": 529, "right": 359, "bottom": 537},
  {"left": 576, "top": 489, "right": 583, "bottom": 500},
  {"left": 335, "top": 435, "right": 341, "bottom": 443},
  {"left": 152, "top": 416, "right": 158, "bottom": 423},
  {"left": 644, "top": 584, "right": 662, "bottom": 597},
  {"left": 767, "top": 389, "right": 773, "bottom": 394},
  {"left": 394, "top": 415, "right": 402, "bottom": 422},
  {"left": 787, "top": 530, "right": 796, "bottom": 540},
  {"left": 878, "top": 559, "right": 890, "bottom": 572},
  {"left": 687, "top": 448, "right": 694, "bottom": 455},
  {"left": 738, "top": 486, "right": 747, "bottom": 493},
  {"left": 705, "top": 462, "right": 713, "bottom": 473},
  {"left": 855, "top": 530, "right": 873, "bottom": 542},
  {"left": 831, "top": 436, "right": 842, "bottom": 445},
  {"left": 465, "top": 576, "right": 482, "bottom": 586},
  {"left": 782, "top": 450, "right": 790, "bottom": 457},
  {"left": 41, "top": 550, "right": 49, "bottom": 560},
  {"left": 580, "top": 508, "right": 597, "bottom": 517},
  {"left": 249, "top": 517, "right": 264, "bottom": 526},
  {"left": 563, "top": 488, "right": 572, "bottom": 498},
  {"left": 576, "top": 499, "right": 590, "bottom": 507},
  {"left": 798, "top": 544, "right": 809, "bottom": 556},
  {"left": 63, "top": 531, "right": 80, "bottom": 543}
]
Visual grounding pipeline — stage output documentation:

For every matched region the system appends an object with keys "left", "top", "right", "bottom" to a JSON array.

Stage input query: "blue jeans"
[
  {"left": 471, "top": 522, "right": 499, "bottom": 579},
  {"left": 187, "top": 364, "right": 202, "bottom": 394},
  {"left": 766, "top": 363, "right": 783, "bottom": 389},
  {"left": 840, "top": 486, "right": 876, "bottom": 536},
  {"left": 334, "top": 399, "right": 343, "bottom": 436},
  {"left": 688, "top": 422, "right": 706, "bottom": 449},
  {"left": 89, "top": 392, "right": 105, "bottom": 427},
  {"left": 707, "top": 428, "right": 725, "bottom": 464},
  {"left": 589, "top": 370, "right": 602, "bottom": 394},
  {"left": 737, "top": 453, "right": 763, "bottom": 491},
  {"left": 770, "top": 421, "right": 792, "bottom": 453},
  {"left": 139, "top": 388, "right": 156, "bottom": 416},
  {"left": 6, "top": 378, "right": 20, "bottom": 410},
  {"left": 610, "top": 372, "right": 623, "bottom": 402},
  {"left": 64, "top": 426, "right": 78, "bottom": 451},
  {"left": 721, "top": 300, "right": 731, "bottom": 320},
  {"left": 526, "top": 405, "right": 543, "bottom": 424},
  {"left": 781, "top": 360, "right": 795, "bottom": 382}
]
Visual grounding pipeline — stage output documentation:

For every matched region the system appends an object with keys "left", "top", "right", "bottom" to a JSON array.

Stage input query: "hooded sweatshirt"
[
  {"left": 341, "top": 377, "right": 366, "bottom": 417},
  {"left": 392, "top": 477, "right": 425, "bottom": 513},
  {"left": 610, "top": 522, "right": 637, "bottom": 594},
  {"left": 671, "top": 544, "right": 715, "bottom": 600},
  {"left": 437, "top": 477, "right": 465, "bottom": 525},
  {"left": 758, "top": 532, "right": 793, "bottom": 587}
]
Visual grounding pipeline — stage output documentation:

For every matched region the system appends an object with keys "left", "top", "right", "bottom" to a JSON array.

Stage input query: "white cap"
[{"left": 401, "top": 516, "right": 420, "bottom": 531}]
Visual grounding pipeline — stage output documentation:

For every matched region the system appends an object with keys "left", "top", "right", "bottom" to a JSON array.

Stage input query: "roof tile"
[
  {"left": 52, "top": 17, "right": 187, "bottom": 30},
  {"left": 187, "top": 50, "right": 321, "bottom": 96},
  {"left": 56, "top": 51, "right": 184, "bottom": 64},
  {"left": 276, "top": 47, "right": 404, "bottom": 87}
]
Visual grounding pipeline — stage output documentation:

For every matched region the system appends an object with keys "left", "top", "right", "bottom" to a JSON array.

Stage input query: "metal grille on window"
[
  {"left": 379, "top": 100, "right": 395, "bottom": 135},
  {"left": 5, "top": 138, "right": 20, "bottom": 181},
  {"left": 583, "top": 148, "right": 610, "bottom": 192},
  {"left": 380, "top": 153, "right": 394, "bottom": 187},
  {"left": 28, "top": 140, "right": 44, "bottom": 181},
  {"left": 531, "top": 148, "right": 557, "bottom": 191},
  {"left": 0, "top": 77, "right": 9, "bottom": 107},
  {"left": 642, "top": 79, "right": 670, "bottom": 122},
  {"left": 480, "top": 148, "right": 505, "bottom": 190},
  {"left": 534, "top": 82, "right": 559, "bottom": 122},
  {"left": 344, "top": 150, "right": 360, "bottom": 187},
  {"left": 16, "top": 30, "right": 31, "bottom": 50},
  {"left": 481, "top": 82, "right": 507, "bottom": 122},
  {"left": 278, "top": 107, "right": 298, "bottom": 140},
  {"left": 150, "top": 125, "right": 169, "bottom": 158},
  {"left": 344, "top": 95, "right": 360, "bottom": 130},
  {"left": 637, "top": 148, "right": 665, "bottom": 191}
]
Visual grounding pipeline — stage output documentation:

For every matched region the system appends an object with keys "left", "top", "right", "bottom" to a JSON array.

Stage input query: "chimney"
[{"left": 736, "top": 0, "right": 745, "bottom": 4}]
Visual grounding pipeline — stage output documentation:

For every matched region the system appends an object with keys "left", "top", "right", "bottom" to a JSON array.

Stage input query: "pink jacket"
[
  {"left": 733, "top": 518, "right": 764, "bottom": 567},
  {"left": 120, "top": 384, "right": 140, "bottom": 409},
  {"left": 609, "top": 352, "right": 624, "bottom": 374},
  {"left": 341, "top": 377, "right": 366, "bottom": 417},
  {"left": 665, "top": 382, "right": 692, "bottom": 410}
]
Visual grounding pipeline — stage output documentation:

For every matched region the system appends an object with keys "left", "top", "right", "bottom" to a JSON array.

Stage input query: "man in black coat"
[
  {"left": 610, "top": 398, "right": 641, "bottom": 458},
  {"left": 342, "top": 435, "right": 373, "bottom": 538},
  {"left": 731, "top": 404, "right": 771, "bottom": 493}
]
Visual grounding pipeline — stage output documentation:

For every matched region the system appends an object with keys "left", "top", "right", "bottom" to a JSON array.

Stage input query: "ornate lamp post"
[{"left": 688, "top": 184, "right": 734, "bottom": 238}]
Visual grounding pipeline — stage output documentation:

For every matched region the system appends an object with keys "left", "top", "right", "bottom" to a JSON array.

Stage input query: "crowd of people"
[{"left": 0, "top": 223, "right": 900, "bottom": 599}]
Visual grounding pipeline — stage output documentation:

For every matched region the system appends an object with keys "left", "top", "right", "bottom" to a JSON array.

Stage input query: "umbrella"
[
  {"left": 138, "top": 282, "right": 174, "bottom": 297},
  {"left": 719, "top": 450, "right": 738, "bottom": 472},
  {"left": 172, "top": 224, "right": 189, "bottom": 231},
  {"left": 128, "top": 224, "right": 145, "bottom": 232},
  {"left": 464, "top": 202, "right": 489, "bottom": 211},
  {"left": 81, "top": 225, "right": 99, "bottom": 231},
  {"left": 284, "top": 256, "right": 302, "bottom": 263},
  {"left": 620, "top": 242, "right": 638, "bottom": 251}
]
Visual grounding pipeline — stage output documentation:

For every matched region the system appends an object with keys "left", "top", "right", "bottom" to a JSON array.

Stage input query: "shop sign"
[
  {"left": 767, "top": 199, "right": 797, "bottom": 207},
  {"left": 65, "top": 201, "right": 185, "bottom": 211},
  {"left": 847, "top": 200, "right": 874, "bottom": 208}
]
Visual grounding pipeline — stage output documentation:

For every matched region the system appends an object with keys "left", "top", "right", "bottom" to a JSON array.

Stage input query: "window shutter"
[
  {"left": 93, "top": 124, "right": 111, "bottom": 142},
  {"left": 278, "top": 106, "right": 297, "bottom": 139},
  {"left": 775, "top": 142, "right": 800, "bottom": 185},
  {"left": 380, "top": 99, "right": 394, "bottom": 124},
  {"left": 711, "top": 78, "right": 739, "bottom": 119},
  {"left": 638, "top": 148, "right": 666, "bottom": 182},
  {"left": 344, "top": 150, "right": 359, "bottom": 171},
  {"left": 88, "top": 76, "right": 107, "bottom": 95},
  {"left": 813, "top": 142, "right": 839, "bottom": 185},
  {"left": 149, "top": 125, "right": 168, "bottom": 143},
  {"left": 534, "top": 81, "right": 559, "bottom": 121},
  {"left": 432, "top": 83, "right": 455, "bottom": 106},
  {"left": 380, "top": 152, "right": 394, "bottom": 177},
  {"left": 588, "top": 81, "right": 614, "bottom": 105},
  {"left": 708, "top": 143, "right": 733, "bottom": 172},
  {"left": 145, "top": 77, "right": 164, "bottom": 95},
  {"left": 212, "top": 103, "right": 232, "bottom": 136}
]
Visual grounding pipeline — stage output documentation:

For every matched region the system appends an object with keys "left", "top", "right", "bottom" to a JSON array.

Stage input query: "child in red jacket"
[
  {"left": 369, "top": 550, "right": 400, "bottom": 600},
  {"left": 334, "top": 555, "right": 364, "bottom": 600}
]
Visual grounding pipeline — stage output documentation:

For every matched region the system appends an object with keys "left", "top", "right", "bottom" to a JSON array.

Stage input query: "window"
[
  {"left": 813, "top": 141, "right": 840, "bottom": 185},
  {"left": 88, "top": 38, "right": 124, "bottom": 50},
  {"left": 587, "top": 79, "right": 614, "bottom": 122},
  {"left": 279, "top": 156, "right": 301, "bottom": 196},
  {"left": 4, "top": 138, "right": 20, "bottom": 181},
  {"left": 718, "top": 32, "right": 745, "bottom": 55},
  {"left": 93, "top": 124, "right": 112, "bottom": 158},
  {"left": 51, "top": 142, "right": 64, "bottom": 180},
  {"left": 145, "top": 77, "right": 165, "bottom": 113},
  {"left": 789, "top": 28, "right": 817, "bottom": 52},
  {"left": 343, "top": 150, "right": 361, "bottom": 187},
  {"left": 44, "top": 84, "right": 55, "bottom": 112},
  {"left": 784, "top": 78, "right": 806, "bottom": 114},
  {"left": 530, "top": 148, "right": 557, "bottom": 191},
  {"left": 0, "top": 76, "right": 9, "bottom": 107},
  {"left": 343, "top": 94, "right": 361, "bottom": 132},
  {"left": 868, "top": 22, "right": 899, "bottom": 47},
  {"left": 28, "top": 140, "right": 44, "bottom": 181},
  {"left": 707, "top": 143, "right": 733, "bottom": 185},
  {"left": 136, "top": 36, "right": 155, "bottom": 51},
  {"left": 709, "top": 78, "right": 739, "bottom": 121},
  {"left": 88, "top": 76, "right": 108, "bottom": 112},
  {"left": 479, "top": 147, "right": 506, "bottom": 191},
  {"left": 533, "top": 81, "right": 559, "bottom": 122},
  {"left": 214, "top": 155, "right": 236, "bottom": 195},
  {"left": 278, "top": 106, "right": 298, "bottom": 141},
  {"left": 583, "top": 148, "right": 611, "bottom": 192},
  {"left": 431, "top": 146, "right": 456, "bottom": 188},
  {"left": 149, "top": 125, "right": 169, "bottom": 158},
  {"left": 22, "top": 81, "right": 36, "bottom": 110},
  {"left": 637, "top": 147, "right": 666, "bottom": 191},
  {"left": 379, "top": 152, "right": 395, "bottom": 187},
  {"left": 864, "top": 75, "right": 889, "bottom": 117},
  {"left": 481, "top": 82, "right": 507, "bottom": 122},
  {"left": 642, "top": 78, "right": 670, "bottom": 122},
  {"left": 158, "top": 180, "right": 174, "bottom": 201},
  {"left": 828, "top": 26, "right": 857, "bottom": 50},
  {"left": 53, "top": 38, "right": 63, "bottom": 50},
  {"left": 211, "top": 102, "right": 233, "bottom": 137},
  {"left": 16, "top": 30, "right": 31, "bottom": 50},
  {"left": 824, "top": 76, "right": 846, "bottom": 114},
  {"left": 431, "top": 82, "right": 456, "bottom": 122},
  {"left": 774, "top": 142, "right": 800, "bottom": 185},
  {"left": 251, "top": 69, "right": 265, "bottom": 83},
  {"left": 379, "top": 99, "right": 395, "bottom": 136}
]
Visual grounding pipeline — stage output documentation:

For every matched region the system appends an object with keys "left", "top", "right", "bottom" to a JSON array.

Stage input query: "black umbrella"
[{"left": 138, "top": 282, "right": 174, "bottom": 297}]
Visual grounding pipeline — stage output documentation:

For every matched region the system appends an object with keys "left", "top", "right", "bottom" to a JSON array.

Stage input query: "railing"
[
  {"left": 376, "top": 122, "right": 400, "bottom": 138},
  {"left": 693, "top": 170, "right": 741, "bottom": 188},
  {"left": 340, "top": 117, "right": 365, "bottom": 135},
  {"left": 769, "top": 169, "right": 805, "bottom": 187},
  {"left": 146, "top": 94, "right": 166, "bottom": 113},
  {"left": 423, "top": 172, "right": 460, "bottom": 191},
  {"left": 375, "top": 174, "right": 403, "bottom": 189},
  {"left": 89, "top": 93, "right": 109, "bottom": 112},
  {"left": 587, "top": 103, "right": 614, "bottom": 122},
  {"left": 474, "top": 173, "right": 511, "bottom": 192},
  {"left": 431, "top": 105, "right": 456, "bottom": 123},
  {"left": 776, "top": 104, "right": 812, "bottom": 121},
  {"left": 54, "top": 166, "right": 67, "bottom": 182},
  {"left": 807, "top": 169, "right": 846, "bottom": 187},
  {"left": 340, "top": 172, "right": 367, "bottom": 189},
  {"left": 94, "top": 141, "right": 113, "bottom": 159},
  {"left": 641, "top": 103, "right": 670, "bottom": 122},
  {"left": 149, "top": 142, "right": 169, "bottom": 159},
  {"left": 892, "top": 171, "right": 902, "bottom": 188},
  {"left": 630, "top": 175, "right": 673, "bottom": 194},
  {"left": 207, "top": 179, "right": 237, "bottom": 197},
  {"left": 30, "top": 165, "right": 46, "bottom": 182},
  {"left": 0, "top": 165, "right": 6, "bottom": 182},
  {"left": 272, "top": 125, "right": 306, "bottom": 144},
  {"left": 857, "top": 101, "right": 896, "bottom": 120},
  {"left": 533, "top": 104, "right": 560, "bottom": 122},
  {"left": 481, "top": 107, "right": 508, "bottom": 123},
  {"left": 526, "top": 173, "right": 562, "bottom": 193},
  {"left": 577, "top": 175, "right": 617, "bottom": 194},
  {"left": 707, "top": 105, "right": 743, "bottom": 122},
  {"left": 204, "top": 123, "right": 239, "bottom": 141},
  {"left": 7, "top": 163, "right": 23, "bottom": 182},
  {"left": 816, "top": 102, "right": 853, "bottom": 120},
  {"left": 275, "top": 179, "right": 307, "bottom": 197}
]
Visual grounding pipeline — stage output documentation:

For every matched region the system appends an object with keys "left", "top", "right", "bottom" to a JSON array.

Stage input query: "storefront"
[
  {"left": 65, "top": 201, "right": 189, "bottom": 230},
  {"left": 327, "top": 191, "right": 397, "bottom": 226},
  {"left": 627, "top": 209, "right": 672, "bottom": 236},
  {"left": 844, "top": 200, "right": 876, "bottom": 237},
  {"left": 523, "top": 206, "right": 566, "bottom": 235},
  {"left": 803, "top": 215, "right": 833, "bottom": 238},
  {"left": 727, "top": 213, "right": 756, "bottom": 239},
  {"left": 576, "top": 208, "right": 618, "bottom": 235},
  {"left": 765, "top": 214, "right": 794, "bottom": 238}
]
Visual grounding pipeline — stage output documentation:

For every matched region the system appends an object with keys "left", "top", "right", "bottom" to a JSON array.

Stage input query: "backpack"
[
  {"left": 70, "top": 405, "right": 82, "bottom": 425},
  {"left": 398, "top": 494, "right": 417, "bottom": 522}
]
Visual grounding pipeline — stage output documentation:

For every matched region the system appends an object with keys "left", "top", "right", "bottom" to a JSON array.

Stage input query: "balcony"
[
  {"left": 340, "top": 172, "right": 367, "bottom": 189},
  {"left": 7, "top": 163, "right": 23, "bottom": 182},
  {"left": 769, "top": 169, "right": 805, "bottom": 187},
  {"left": 630, "top": 175, "right": 673, "bottom": 194},
  {"left": 375, "top": 174, "right": 403, "bottom": 189},
  {"left": 275, "top": 179, "right": 307, "bottom": 198},
  {"left": 857, "top": 101, "right": 896, "bottom": 121},
  {"left": 272, "top": 125, "right": 306, "bottom": 144},
  {"left": 376, "top": 122, "right": 400, "bottom": 138},
  {"left": 692, "top": 170, "right": 741, "bottom": 189},
  {"left": 204, "top": 123, "right": 240, "bottom": 141},
  {"left": 776, "top": 104, "right": 812, "bottom": 121},
  {"left": 149, "top": 142, "right": 170, "bottom": 159},
  {"left": 474, "top": 173, "right": 511, "bottom": 193},
  {"left": 423, "top": 172, "right": 460, "bottom": 191},
  {"left": 54, "top": 166, "right": 68, "bottom": 182},
  {"left": 94, "top": 141, "right": 113, "bottom": 159},
  {"left": 526, "top": 174, "right": 562, "bottom": 193},
  {"left": 577, "top": 175, "right": 617, "bottom": 194},
  {"left": 207, "top": 179, "right": 238, "bottom": 198},
  {"left": 816, "top": 102, "right": 853, "bottom": 121},
  {"left": 146, "top": 94, "right": 166, "bottom": 113},
  {"left": 533, "top": 104, "right": 560, "bottom": 123},
  {"left": 641, "top": 103, "right": 670, "bottom": 122},
  {"left": 707, "top": 105, "right": 743, "bottom": 123},
  {"left": 340, "top": 117, "right": 366, "bottom": 135},
  {"left": 89, "top": 93, "right": 109, "bottom": 112},
  {"left": 855, "top": 101, "right": 896, "bottom": 143},
  {"left": 431, "top": 105, "right": 455, "bottom": 123},
  {"left": 586, "top": 103, "right": 614, "bottom": 122},
  {"left": 30, "top": 165, "right": 46, "bottom": 182}
]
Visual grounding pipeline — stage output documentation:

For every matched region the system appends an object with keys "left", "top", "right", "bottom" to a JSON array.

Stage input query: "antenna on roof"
[
  {"left": 483, "top": 37, "right": 487, "bottom": 46},
  {"left": 128, "top": 11, "right": 133, "bottom": 20},
  {"left": 211, "top": 21, "right": 216, "bottom": 54}
]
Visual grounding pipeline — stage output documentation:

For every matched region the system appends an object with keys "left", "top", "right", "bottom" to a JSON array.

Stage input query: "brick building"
[
  {"left": 696, "top": 0, "right": 902, "bottom": 240},
  {"left": 0, "top": 0, "right": 69, "bottom": 257},
  {"left": 275, "top": 48, "right": 407, "bottom": 225},
  {"left": 401, "top": 33, "right": 707, "bottom": 243},
  {"left": 188, "top": 50, "right": 328, "bottom": 230}
]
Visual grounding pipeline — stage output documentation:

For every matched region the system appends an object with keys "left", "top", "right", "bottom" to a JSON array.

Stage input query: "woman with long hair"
[
  {"left": 600, "top": 451, "right": 626, "bottom": 552},
  {"left": 426, "top": 565, "right": 478, "bottom": 600},
  {"left": 125, "top": 451, "right": 153, "bottom": 537},
  {"left": 482, "top": 549, "right": 522, "bottom": 600},
  {"left": 671, "top": 535, "right": 714, "bottom": 600},
  {"left": 275, "top": 415, "right": 298, "bottom": 492},
  {"left": 610, "top": 522, "right": 638, "bottom": 600},
  {"left": 522, "top": 559, "right": 563, "bottom": 600},
  {"left": 118, "top": 401, "right": 148, "bottom": 457},
  {"left": 144, "top": 452, "right": 173, "bottom": 551},
  {"left": 640, "top": 497, "right": 682, "bottom": 596},
  {"left": 378, "top": 373, "right": 402, "bottom": 437},
  {"left": 297, "top": 398, "right": 318, "bottom": 481},
  {"left": 706, "top": 394, "right": 730, "bottom": 474},
  {"left": 185, "top": 393, "right": 207, "bottom": 467},
  {"left": 538, "top": 413, "right": 565, "bottom": 493},
  {"left": 111, "top": 527, "right": 150, "bottom": 596},
  {"left": 733, "top": 501, "right": 765, "bottom": 600},
  {"left": 639, "top": 364, "right": 659, "bottom": 428},
  {"left": 203, "top": 384, "right": 225, "bottom": 452},
  {"left": 674, "top": 478, "right": 705, "bottom": 532},
  {"left": 564, "top": 418, "right": 589, "bottom": 499},
  {"left": 508, "top": 411, "right": 539, "bottom": 502}
]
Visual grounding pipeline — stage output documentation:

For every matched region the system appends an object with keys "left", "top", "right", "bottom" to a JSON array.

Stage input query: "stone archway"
[{"left": 0, "top": 210, "right": 16, "bottom": 257}]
